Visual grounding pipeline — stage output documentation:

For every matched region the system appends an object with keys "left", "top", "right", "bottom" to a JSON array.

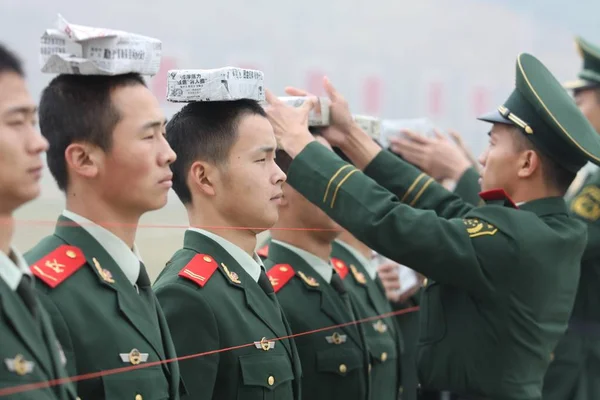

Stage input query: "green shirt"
[
  {"left": 153, "top": 230, "right": 302, "bottom": 400},
  {"left": 264, "top": 240, "right": 370, "bottom": 400},
  {"left": 285, "top": 143, "right": 586, "bottom": 400},
  {"left": 0, "top": 248, "right": 77, "bottom": 400},
  {"left": 330, "top": 240, "right": 402, "bottom": 400},
  {"left": 25, "top": 216, "right": 181, "bottom": 400}
]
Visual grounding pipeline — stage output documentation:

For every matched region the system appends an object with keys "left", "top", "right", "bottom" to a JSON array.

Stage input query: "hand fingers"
[
  {"left": 299, "top": 96, "right": 317, "bottom": 114},
  {"left": 433, "top": 128, "right": 446, "bottom": 141},
  {"left": 323, "top": 76, "right": 339, "bottom": 102},
  {"left": 448, "top": 129, "right": 465, "bottom": 146},
  {"left": 285, "top": 86, "right": 310, "bottom": 97},
  {"left": 378, "top": 271, "right": 400, "bottom": 284},
  {"left": 265, "top": 89, "right": 282, "bottom": 106},
  {"left": 377, "top": 262, "right": 398, "bottom": 273},
  {"left": 382, "top": 280, "right": 401, "bottom": 291},
  {"left": 394, "top": 137, "right": 428, "bottom": 155},
  {"left": 400, "top": 129, "right": 430, "bottom": 145}
]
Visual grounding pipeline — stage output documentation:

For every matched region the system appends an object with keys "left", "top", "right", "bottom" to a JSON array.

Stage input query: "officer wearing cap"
[
  {"left": 542, "top": 37, "right": 600, "bottom": 400},
  {"left": 265, "top": 53, "right": 600, "bottom": 399}
]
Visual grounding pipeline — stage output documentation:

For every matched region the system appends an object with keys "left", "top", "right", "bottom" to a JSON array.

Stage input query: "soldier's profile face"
[
  {"left": 214, "top": 113, "right": 286, "bottom": 232},
  {"left": 0, "top": 71, "right": 48, "bottom": 214},
  {"left": 478, "top": 124, "right": 522, "bottom": 193},
  {"left": 574, "top": 88, "right": 600, "bottom": 134},
  {"left": 96, "top": 84, "right": 175, "bottom": 214}
]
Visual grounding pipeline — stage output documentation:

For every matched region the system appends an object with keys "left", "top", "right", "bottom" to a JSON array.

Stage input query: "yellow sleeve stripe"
[
  {"left": 401, "top": 173, "right": 426, "bottom": 203},
  {"left": 331, "top": 169, "right": 359, "bottom": 208},
  {"left": 324, "top": 165, "right": 354, "bottom": 203},
  {"left": 410, "top": 177, "right": 434, "bottom": 206}
]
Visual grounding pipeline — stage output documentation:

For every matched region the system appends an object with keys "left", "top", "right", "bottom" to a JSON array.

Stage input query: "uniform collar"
[
  {"left": 188, "top": 228, "right": 263, "bottom": 282},
  {"left": 62, "top": 210, "right": 141, "bottom": 286},
  {"left": 334, "top": 239, "right": 377, "bottom": 280},
  {"left": 517, "top": 196, "right": 568, "bottom": 217},
  {"left": 0, "top": 247, "right": 32, "bottom": 291},
  {"left": 272, "top": 240, "right": 333, "bottom": 283}
]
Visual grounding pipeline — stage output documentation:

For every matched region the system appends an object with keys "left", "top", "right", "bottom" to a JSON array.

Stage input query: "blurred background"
[{"left": 2, "top": 0, "right": 599, "bottom": 279}]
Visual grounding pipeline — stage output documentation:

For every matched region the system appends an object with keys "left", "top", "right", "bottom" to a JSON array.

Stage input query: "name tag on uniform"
[{"left": 119, "top": 349, "right": 148, "bottom": 365}]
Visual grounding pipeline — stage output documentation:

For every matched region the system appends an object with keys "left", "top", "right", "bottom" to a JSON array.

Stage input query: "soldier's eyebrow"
[
  {"left": 142, "top": 118, "right": 168, "bottom": 131},
  {"left": 253, "top": 145, "right": 276, "bottom": 155},
  {"left": 3, "top": 105, "right": 37, "bottom": 117}
]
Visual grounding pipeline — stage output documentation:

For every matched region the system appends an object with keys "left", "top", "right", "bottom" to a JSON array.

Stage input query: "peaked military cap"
[
  {"left": 478, "top": 53, "right": 600, "bottom": 172},
  {"left": 563, "top": 37, "right": 600, "bottom": 91}
]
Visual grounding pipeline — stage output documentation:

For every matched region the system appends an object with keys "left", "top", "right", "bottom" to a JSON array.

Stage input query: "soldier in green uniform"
[
  {"left": 25, "top": 63, "right": 182, "bottom": 397},
  {"left": 153, "top": 99, "right": 302, "bottom": 400},
  {"left": 265, "top": 53, "right": 600, "bottom": 399},
  {"left": 0, "top": 43, "right": 78, "bottom": 400},
  {"left": 542, "top": 37, "right": 600, "bottom": 400},
  {"left": 329, "top": 232, "right": 403, "bottom": 399},
  {"left": 263, "top": 136, "right": 373, "bottom": 400}
]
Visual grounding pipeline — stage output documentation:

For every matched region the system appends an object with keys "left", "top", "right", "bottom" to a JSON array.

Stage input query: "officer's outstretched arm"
[
  {"left": 155, "top": 283, "right": 218, "bottom": 399},
  {"left": 361, "top": 148, "right": 474, "bottom": 219},
  {"left": 287, "top": 142, "right": 513, "bottom": 291}
]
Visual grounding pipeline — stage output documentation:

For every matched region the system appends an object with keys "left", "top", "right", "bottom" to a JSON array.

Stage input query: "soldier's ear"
[
  {"left": 65, "top": 142, "right": 100, "bottom": 180},
  {"left": 188, "top": 160, "right": 217, "bottom": 197},
  {"left": 517, "top": 149, "right": 539, "bottom": 179}
]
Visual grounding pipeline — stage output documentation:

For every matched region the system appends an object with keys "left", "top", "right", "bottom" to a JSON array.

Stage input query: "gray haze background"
[{"left": 2, "top": 0, "right": 599, "bottom": 279}]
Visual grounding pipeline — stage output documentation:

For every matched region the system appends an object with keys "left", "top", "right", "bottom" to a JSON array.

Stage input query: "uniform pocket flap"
[
  {"left": 239, "top": 353, "right": 294, "bottom": 390},
  {"left": 316, "top": 347, "right": 363, "bottom": 376},
  {"left": 102, "top": 365, "right": 169, "bottom": 399}
]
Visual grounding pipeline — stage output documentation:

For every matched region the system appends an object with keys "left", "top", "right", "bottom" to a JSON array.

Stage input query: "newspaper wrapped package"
[
  {"left": 166, "top": 68, "right": 265, "bottom": 102},
  {"left": 278, "top": 97, "right": 331, "bottom": 127},
  {"left": 380, "top": 118, "right": 436, "bottom": 148},
  {"left": 353, "top": 115, "right": 381, "bottom": 140},
  {"left": 40, "top": 14, "right": 162, "bottom": 76}
]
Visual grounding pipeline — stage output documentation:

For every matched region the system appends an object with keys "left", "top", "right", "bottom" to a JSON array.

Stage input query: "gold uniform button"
[
  {"left": 381, "top": 352, "right": 388, "bottom": 362},
  {"left": 550, "top": 353, "right": 555, "bottom": 362},
  {"left": 268, "top": 375, "right": 275, "bottom": 386},
  {"left": 339, "top": 364, "right": 347, "bottom": 374},
  {"left": 368, "top": 363, "right": 372, "bottom": 373},
  {"left": 66, "top": 250, "right": 77, "bottom": 259},
  {"left": 135, "top": 395, "right": 142, "bottom": 400}
]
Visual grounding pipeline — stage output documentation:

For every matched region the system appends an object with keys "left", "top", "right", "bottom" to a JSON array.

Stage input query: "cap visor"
[
  {"left": 563, "top": 79, "right": 599, "bottom": 91},
  {"left": 476, "top": 110, "right": 514, "bottom": 125}
]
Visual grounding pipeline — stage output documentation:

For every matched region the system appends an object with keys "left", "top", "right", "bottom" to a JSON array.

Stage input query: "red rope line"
[
  {"left": 0, "top": 306, "right": 419, "bottom": 397},
  {"left": 7, "top": 218, "right": 343, "bottom": 232}
]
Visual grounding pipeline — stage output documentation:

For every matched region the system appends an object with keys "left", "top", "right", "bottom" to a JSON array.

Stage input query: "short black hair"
[
  {"left": 39, "top": 73, "right": 146, "bottom": 191},
  {"left": 0, "top": 43, "right": 24, "bottom": 76},
  {"left": 167, "top": 99, "right": 267, "bottom": 204},
  {"left": 510, "top": 127, "right": 576, "bottom": 194}
]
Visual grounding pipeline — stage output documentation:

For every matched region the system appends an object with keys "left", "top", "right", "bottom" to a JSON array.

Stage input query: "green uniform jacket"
[
  {"left": 264, "top": 241, "right": 370, "bottom": 400},
  {"left": 543, "top": 168, "right": 600, "bottom": 400},
  {"left": 285, "top": 143, "right": 586, "bottom": 400},
  {"left": 153, "top": 230, "right": 302, "bottom": 400},
  {"left": 454, "top": 167, "right": 483, "bottom": 206},
  {"left": 0, "top": 277, "right": 78, "bottom": 400},
  {"left": 25, "top": 216, "right": 181, "bottom": 400},
  {"left": 330, "top": 241, "right": 402, "bottom": 400}
]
